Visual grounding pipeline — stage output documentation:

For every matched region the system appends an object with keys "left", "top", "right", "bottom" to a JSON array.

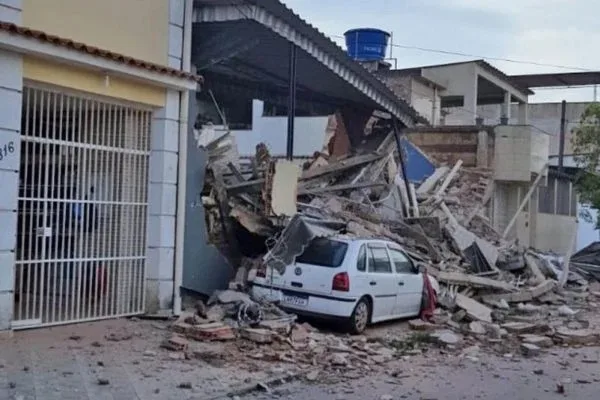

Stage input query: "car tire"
[{"left": 348, "top": 297, "right": 371, "bottom": 334}]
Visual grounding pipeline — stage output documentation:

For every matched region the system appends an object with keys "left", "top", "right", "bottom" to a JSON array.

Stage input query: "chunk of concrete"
[
  {"left": 502, "top": 322, "right": 547, "bottom": 334},
  {"left": 520, "top": 334, "right": 553, "bottom": 348},
  {"left": 558, "top": 305, "right": 577, "bottom": 317},
  {"left": 554, "top": 328, "right": 599, "bottom": 345},
  {"left": 409, "top": 319, "right": 436, "bottom": 331},
  {"left": 455, "top": 294, "right": 492, "bottom": 323},
  {"left": 469, "top": 321, "right": 487, "bottom": 335},
  {"left": 521, "top": 343, "right": 541, "bottom": 357},
  {"left": 436, "top": 331, "right": 461, "bottom": 345}
]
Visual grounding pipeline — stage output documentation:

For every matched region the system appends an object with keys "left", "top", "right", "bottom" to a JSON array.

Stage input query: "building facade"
[{"left": 0, "top": 0, "right": 196, "bottom": 331}]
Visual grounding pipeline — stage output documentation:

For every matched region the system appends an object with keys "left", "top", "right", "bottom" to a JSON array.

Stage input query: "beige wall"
[
  {"left": 22, "top": 0, "right": 169, "bottom": 66},
  {"left": 535, "top": 214, "right": 577, "bottom": 254},
  {"left": 23, "top": 57, "right": 166, "bottom": 107}
]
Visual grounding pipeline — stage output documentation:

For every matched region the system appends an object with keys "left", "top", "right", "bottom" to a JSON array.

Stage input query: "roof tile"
[{"left": 0, "top": 21, "right": 203, "bottom": 83}]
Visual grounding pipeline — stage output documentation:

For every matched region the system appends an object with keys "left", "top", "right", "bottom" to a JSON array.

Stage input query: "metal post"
[
  {"left": 391, "top": 117, "right": 413, "bottom": 214},
  {"left": 559, "top": 99, "right": 566, "bottom": 172},
  {"left": 286, "top": 43, "right": 297, "bottom": 160}
]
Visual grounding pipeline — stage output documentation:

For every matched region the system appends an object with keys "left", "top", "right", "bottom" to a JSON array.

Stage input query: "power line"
[{"left": 327, "top": 34, "right": 595, "bottom": 72}]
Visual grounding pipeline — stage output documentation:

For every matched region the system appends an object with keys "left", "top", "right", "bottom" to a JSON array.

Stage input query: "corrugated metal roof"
[
  {"left": 0, "top": 21, "right": 203, "bottom": 82},
  {"left": 193, "top": 0, "right": 424, "bottom": 126}
]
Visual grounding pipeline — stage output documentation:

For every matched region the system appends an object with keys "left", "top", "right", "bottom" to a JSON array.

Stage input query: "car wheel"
[{"left": 348, "top": 297, "right": 370, "bottom": 334}]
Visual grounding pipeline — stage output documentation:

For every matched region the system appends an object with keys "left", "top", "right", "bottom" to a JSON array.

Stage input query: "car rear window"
[{"left": 295, "top": 238, "right": 348, "bottom": 268}]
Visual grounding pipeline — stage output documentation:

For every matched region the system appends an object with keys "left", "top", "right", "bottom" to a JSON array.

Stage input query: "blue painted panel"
[{"left": 400, "top": 138, "right": 436, "bottom": 184}]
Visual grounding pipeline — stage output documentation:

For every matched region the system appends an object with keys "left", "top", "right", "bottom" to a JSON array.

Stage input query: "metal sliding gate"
[{"left": 13, "top": 86, "right": 152, "bottom": 329}]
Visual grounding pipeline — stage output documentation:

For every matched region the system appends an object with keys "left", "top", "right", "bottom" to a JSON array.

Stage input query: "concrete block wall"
[
  {"left": 145, "top": 0, "right": 185, "bottom": 313},
  {"left": 0, "top": 1, "right": 22, "bottom": 331},
  {"left": 493, "top": 125, "right": 533, "bottom": 182}
]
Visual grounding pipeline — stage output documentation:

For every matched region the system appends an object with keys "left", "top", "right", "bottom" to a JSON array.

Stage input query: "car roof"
[{"left": 328, "top": 236, "right": 398, "bottom": 247}]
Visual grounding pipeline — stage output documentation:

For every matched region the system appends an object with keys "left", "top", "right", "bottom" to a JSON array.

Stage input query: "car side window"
[
  {"left": 367, "top": 245, "right": 393, "bottom": 274},
  {"left": 356, "top": 245, "right": 367, "bottom": 272},
  {"left": 388, "top": 248, "right": 415, "bottom": 274}
]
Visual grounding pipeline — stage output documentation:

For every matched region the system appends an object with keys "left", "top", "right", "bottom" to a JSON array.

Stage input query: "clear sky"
[{"left": 283, "top": 0, "right": 599, "bottom": 104}]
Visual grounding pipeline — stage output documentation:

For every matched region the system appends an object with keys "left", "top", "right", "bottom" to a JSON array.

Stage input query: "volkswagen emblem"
[{"left": 294, "top": 267, "right": 302, "bottom": 276}]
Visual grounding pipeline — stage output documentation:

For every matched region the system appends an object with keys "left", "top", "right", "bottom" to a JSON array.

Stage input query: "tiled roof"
[{"left": 0, "top": 21, "right": 203, "bottom": 83}]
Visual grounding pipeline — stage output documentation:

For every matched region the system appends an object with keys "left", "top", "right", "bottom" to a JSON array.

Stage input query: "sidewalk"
[{"left": 0, "top": 318, "right": 294, "bottom": 400}]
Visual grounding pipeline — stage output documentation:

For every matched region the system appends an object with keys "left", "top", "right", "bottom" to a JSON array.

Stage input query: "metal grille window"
[
  {"left": 14, "top": 86, "right": 152, "bottom": 328},
  {"left": 538, "top": 177, "right": 556, "bottom": 214}
]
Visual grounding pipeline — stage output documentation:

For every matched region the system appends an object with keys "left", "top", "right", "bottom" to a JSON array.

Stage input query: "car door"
[
  {"left": 388, "top": 246, "right": 424, "bottom": 316},
  {"left": 366, "top": 243, "right": 397, "bottom": 321},
  {"left": 352, "top": 243, "right": 369, "bottom": 296}
]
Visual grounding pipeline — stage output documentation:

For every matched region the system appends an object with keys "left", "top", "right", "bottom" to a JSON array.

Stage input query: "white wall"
[
  {"left": 478, "top": 102, "right": 590, "bottom": 156},
  {"left": 410, "top": 79, "right": 439, "bottom": 126},
  {"left": 422, "top": 63, "right": 478, "bottom": 125},
  {"left": 0, "top": 0, "right": 23, "bottom": 332},
  {"left": 232, "top": 100, "right": 329, "bottom": 157}
]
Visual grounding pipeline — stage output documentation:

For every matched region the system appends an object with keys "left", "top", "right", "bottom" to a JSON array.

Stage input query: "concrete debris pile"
[
  {"left": 164, "top": 289, "right": 426, "bottom": 382},
  {"left": 194, "top": 118, "right": 600, "bottom": 359}
]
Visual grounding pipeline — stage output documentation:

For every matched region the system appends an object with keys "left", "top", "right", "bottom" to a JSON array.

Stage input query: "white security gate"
[{"left": 13, "top": 86, "right": 152, "bottom": 328}]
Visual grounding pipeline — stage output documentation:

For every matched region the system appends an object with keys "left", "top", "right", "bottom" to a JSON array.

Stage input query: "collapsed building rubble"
[{"left": 177, "top": 115, "right": 600, "bottom": 384}]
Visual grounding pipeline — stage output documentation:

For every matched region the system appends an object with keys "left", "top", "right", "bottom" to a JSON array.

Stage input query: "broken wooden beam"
[
  {"left": 502, "top": 163, "right": 549, "bottom": 239},
  {"left": 300, "top": 153, "right": 385, "bottom": 181},
  {"left": 433, "top": 160, "right": 463, "bottom": 199},
  {"left": 299, "top": 182, "right": 386, "bottom": 196},
  {"left": 417, "top": 166, "right": 450, "bottom": 195}
]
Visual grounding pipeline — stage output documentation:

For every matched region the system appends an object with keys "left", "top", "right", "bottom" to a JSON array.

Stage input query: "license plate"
[{"left": 282, "top": 294, "right": 308, "bottom": 307}]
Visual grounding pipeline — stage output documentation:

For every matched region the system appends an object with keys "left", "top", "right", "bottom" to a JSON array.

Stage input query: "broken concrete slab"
[
  {"left": 520, "top": 334, "right": 553, "bottom": 348},
  {"left": 554, "top": 328, "right": 600, "bottom": 345},
  {"left": 524, "top": 253, "right": 547, "bottom": 285},
  {"left": 469, "top": 321, "right": 487, "bottom": 335},
  {"left": 521, "top": 343, "right": 541, "bottom": 357},
  {"left": 480, "top": 280, "right": 556, "bottom": 304},
  {"left": 501, "top": 322, "right": 548, "bottom": 334},
  {"left": 558, "top": 305, "right": 577, "bottom": 317},
  {"left": 455, "top": 294, "right": 492, "bottom": 323},
  {"left": 435, "top": 331, "right": 462, "bottom": 346},
  {"left": 432, "top": 271, "right": 515, "bottom": 292}
]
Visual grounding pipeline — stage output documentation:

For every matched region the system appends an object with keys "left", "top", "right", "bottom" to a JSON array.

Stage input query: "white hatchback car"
[{"left": 250, "top": 236, "right": 439, "bottom": 333}]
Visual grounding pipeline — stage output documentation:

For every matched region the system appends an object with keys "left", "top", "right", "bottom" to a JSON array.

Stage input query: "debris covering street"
[
  {"left": 2, "top": 318, "right": 600, "bottom": 399},
  {"left": 239, "top": 346, "right": 600, "bottom": 400}
]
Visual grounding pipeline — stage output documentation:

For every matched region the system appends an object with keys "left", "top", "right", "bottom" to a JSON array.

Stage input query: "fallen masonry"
[{"left": 173, "top": 116, "right": 600, "bottom": 385}]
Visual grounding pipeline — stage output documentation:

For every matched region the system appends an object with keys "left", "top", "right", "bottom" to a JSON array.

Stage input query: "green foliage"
[{"left": 572, "top": 103, "right": 600, "bottom": 227}]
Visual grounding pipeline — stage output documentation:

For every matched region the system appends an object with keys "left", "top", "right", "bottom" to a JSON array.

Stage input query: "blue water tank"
[{"left": 344, "top": 28, "right": 390, "bottom": 61}]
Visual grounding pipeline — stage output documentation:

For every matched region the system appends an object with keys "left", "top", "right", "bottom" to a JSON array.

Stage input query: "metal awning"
[
  {"left": 192, "top": 0, "right": 423, "bottom": 126},
  {"left": 510, "top": 72, "right": 600, "bottom": 88}
]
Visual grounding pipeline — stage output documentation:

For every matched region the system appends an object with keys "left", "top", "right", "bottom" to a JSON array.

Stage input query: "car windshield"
[{"left": 295, "top": 238, "right": 348, "bottom": 268}]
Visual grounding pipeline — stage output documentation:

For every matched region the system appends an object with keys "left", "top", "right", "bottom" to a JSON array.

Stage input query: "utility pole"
[
  {"left": 286, "top": 43, "right": 297, "bottom": 160},
  {"left": 558, "top": 100, "right": 566, "bottom": 172}
]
